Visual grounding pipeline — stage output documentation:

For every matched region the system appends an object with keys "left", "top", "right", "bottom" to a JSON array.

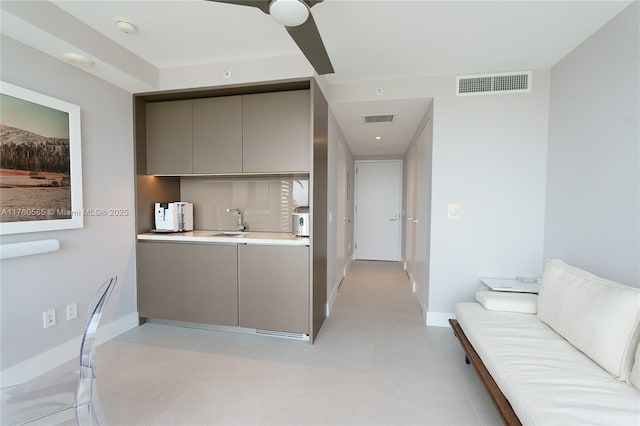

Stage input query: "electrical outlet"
[
  {"left": 43, "top": 309, "right": 56, "bottom": 328},
  {"left": 66, "top": 303, "right": 78, "bottom": 320}
]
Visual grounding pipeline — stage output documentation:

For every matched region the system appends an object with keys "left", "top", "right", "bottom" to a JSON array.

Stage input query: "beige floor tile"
[{"left": 89, "top": 260, "right": 500, "bottom": 425}]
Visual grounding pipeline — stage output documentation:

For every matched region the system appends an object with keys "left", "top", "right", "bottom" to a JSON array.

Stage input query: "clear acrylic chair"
[{"left": 1, "top": 277, "right": 117, "bottom": 425}]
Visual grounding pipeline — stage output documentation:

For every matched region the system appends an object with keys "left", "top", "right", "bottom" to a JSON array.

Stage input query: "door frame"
[{"left": 353, "top": 159, "right": 404, "bottom": 261}]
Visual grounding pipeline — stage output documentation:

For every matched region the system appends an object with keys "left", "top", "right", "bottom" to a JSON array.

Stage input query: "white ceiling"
[{"left": 1, "top": 0, "right": 632, "bottom": 156}]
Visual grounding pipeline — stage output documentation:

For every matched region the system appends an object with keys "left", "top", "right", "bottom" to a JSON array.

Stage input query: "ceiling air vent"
[
  {"left": 363, "top": 114, "right": 395, "bottom": 124},
  {"left": 456, "top": 71, "right": 531, "bottom": 96}
]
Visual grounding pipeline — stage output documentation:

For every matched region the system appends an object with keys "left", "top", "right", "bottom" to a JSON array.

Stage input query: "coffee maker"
[
  {"left": 154, "top": 202, "right": 193, "bottom": 232},
  {"left": 292, "top": 206, "right": 310, "bottom": 237}
]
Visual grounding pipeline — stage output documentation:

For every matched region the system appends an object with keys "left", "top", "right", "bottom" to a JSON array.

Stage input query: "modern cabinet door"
[
  {"left": 146, "top": 100, "right": 193, "bottom": 175},
  {"left": 137, "top": 242, "right": 184, "bottom": 321},
  {"left": 242, "top": 90, "right": 311, "bottom": 173},
  {"left": 137, "top": 242, "right": 238, "bottom": 326},
  {"left": 238, "top": 244, "right": 309, "bottom": 334},
  {"left": 192, "top": 96, "right": 243, "bottom": 174}
]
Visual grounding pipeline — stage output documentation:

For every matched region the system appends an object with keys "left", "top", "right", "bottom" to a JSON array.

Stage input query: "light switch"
[{"left": 448, "top": 204, "right": 461, "bottom": 220}]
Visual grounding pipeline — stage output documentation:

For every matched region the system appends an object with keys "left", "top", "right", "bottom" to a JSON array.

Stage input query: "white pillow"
[
  {"left": 475, "top": 291, "right": 537, "bottom": 314},
  {"left": 630, "top": 343, "right": 640, "bottom": 390},
  {"left": 537, "top": 259, "right": 640, "bottom": 380}
]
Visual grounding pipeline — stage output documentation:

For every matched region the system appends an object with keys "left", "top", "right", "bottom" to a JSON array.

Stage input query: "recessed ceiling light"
[
  {"left": 115, "top": 18, "right": 137, "bottom": 34},
  {"left": 63, "top": 53, "right": 94, "bottom": 68},
  {"left": 375, "top": 136, "right": 382, "bottom": 140}
]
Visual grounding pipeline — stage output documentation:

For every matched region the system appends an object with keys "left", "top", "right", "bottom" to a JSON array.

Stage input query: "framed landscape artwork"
[{"left": 0, "top": 81, "right": 83, "bottom": 234}]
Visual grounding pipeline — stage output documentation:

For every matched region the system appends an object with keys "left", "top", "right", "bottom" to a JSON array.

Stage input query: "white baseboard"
[
  {"left": 0, "top": 312, "right": 139, "bottom": 387},
  {"left": 408, "top": 283, "right": 451, "bottom": 327},
  {"left": 420, "top": 302, "right": 428, "bottom": 323},
  {"left": 327, "top": 275, "right": 341, "bottom": 316},
  {"left": 426, "top": 311, "right": 455, "bottom": 327},
  {"left": 345, "top": 257, "right": 352, "bottom": 273},
  {"left": 327, "top": 258, "right": 352, "bottom": 316},
  {"left": 407, "top": 272, "right": 416, "bottom": 293}
]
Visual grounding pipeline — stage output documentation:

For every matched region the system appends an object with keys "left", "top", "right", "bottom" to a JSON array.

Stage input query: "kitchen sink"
[{"left": 210, "top": 231, "right": 248, "bottom": 237}]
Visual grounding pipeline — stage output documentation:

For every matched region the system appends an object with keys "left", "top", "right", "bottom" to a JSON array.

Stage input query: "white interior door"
[{"left": 355, "top": 160, "right": 402, "bottom": 261}]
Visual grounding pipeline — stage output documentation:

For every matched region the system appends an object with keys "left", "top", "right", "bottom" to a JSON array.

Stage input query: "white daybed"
[{"left": 451, "top": 259, "right": 640, "bottom": 426}]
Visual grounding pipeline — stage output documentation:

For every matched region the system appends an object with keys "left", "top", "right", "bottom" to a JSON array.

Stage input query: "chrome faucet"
[{"left": 226, "top": 208, "right": 246, "bottom": 231}]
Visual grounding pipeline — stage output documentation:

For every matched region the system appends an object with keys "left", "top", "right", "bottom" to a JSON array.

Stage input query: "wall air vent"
[
  {"left": 363, "top": 114, "right": 395, "bottom": 124},
  {"left": 456, "top": 71, "right": 532, "bottom": 96}
]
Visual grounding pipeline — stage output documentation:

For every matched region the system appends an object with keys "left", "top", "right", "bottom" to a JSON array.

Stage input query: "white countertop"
[{"left": 138, "top": 230, "right": 309, "bottom": 247}]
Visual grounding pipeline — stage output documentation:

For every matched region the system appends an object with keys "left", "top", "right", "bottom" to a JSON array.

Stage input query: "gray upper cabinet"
[
  {"left": 146, "top": 100, "right": 193, "bottom": 175},
  {"left": 145, "top": 90, "right": 310, "bottom": 175},
  {"left": 192, "top": 96, "right": 243, "bottom": 174},
  {"left": 242, "top": 91, "right": 311, "bottom": 173}
]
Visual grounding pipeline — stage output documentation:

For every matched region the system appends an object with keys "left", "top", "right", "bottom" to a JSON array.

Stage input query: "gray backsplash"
[{"left": 180, "top": 176, "right": 309, "bottom": 232}]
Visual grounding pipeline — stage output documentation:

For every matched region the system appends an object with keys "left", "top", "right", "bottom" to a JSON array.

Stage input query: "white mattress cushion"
[
  {"left": 475, "top": 291, "right": 537, "bottom": 313},
  {"left": 537, "top": 259, "right": 640, "bottom": 380},
  {"left": 630, "top": 343, "right": 640, "bottom": 390},
  {"left": 456, "top": 303, "right": 640, "bottom": 426}
]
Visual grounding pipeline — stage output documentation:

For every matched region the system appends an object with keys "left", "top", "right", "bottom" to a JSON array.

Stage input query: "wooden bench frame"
[{"left": 449, "top": 319, "right": 521, "bottom": 426}]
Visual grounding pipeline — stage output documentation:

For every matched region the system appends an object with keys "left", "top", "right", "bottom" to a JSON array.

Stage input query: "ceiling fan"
[{"left": 206, "top": 0, "right": 334, "bottom": 75}]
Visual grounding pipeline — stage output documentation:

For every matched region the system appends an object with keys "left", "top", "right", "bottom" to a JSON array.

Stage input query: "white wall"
[
  {"left": 160, "top": 55, "right": 314, "bottom": 91},
  {"left": 404, "top": 103, "right": 434, "bottom": 319},
  {"left": 544, "top": 2, "right": 639, "bottom": 287},
  {"left": 327, "top": 110, "right": 354, "bottom": 313},
  {"left": 427, "top": 72, "right": 551, "bottom": 324},
  {"left": 328, "top": 70, "right": 551, "bottom": 325},
  {"left": 0, "top": 36, "right": 138, "bottom": 383}
]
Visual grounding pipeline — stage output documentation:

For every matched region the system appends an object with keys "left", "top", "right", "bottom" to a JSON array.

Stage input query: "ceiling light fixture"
[
  {"left": 63, "top": 53, "right": 94, "bottom": 68},
  {"left": 269, "top": 0, "right": 309, "bottom": 27},
  {"left": 115, "top": 18, "right": 137, "bottom": 34},
  {"left": 375, "top": 136, "right": 382, "bottom": 140}
]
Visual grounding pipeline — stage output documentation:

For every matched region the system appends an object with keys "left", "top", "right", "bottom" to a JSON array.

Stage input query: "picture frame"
[{"left": 0, "top": 81, "right": 83, "bottom": 234}]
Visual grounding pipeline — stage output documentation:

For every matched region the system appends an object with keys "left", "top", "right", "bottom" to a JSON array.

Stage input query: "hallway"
[{"left": 94, "top": 261, "right": 500, "bottom": 425}]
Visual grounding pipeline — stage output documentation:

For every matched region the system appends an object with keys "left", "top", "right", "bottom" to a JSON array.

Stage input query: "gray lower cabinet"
[
  {"left": 146, "top": 100, "right": 192, "bottom": 175},
  {"left": 137, "top": 241, "right": 238, "bottom": 326},
  {"left": 238, "top": 244, "right": 309, "bottom": 334}
]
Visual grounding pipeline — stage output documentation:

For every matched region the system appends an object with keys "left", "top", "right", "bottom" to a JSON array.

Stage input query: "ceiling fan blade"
[
  {"left": 206, "top": 0, "right": 270, "bottom": 14},
  {"left": 207, "top": 0, "right": 333, "bottom": 75},
  {"left": 301, "top": 0, "right": 324, "bottom": 8},
  {"left": 286, "top": 13, "right": 334, "bottom": 75}
]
